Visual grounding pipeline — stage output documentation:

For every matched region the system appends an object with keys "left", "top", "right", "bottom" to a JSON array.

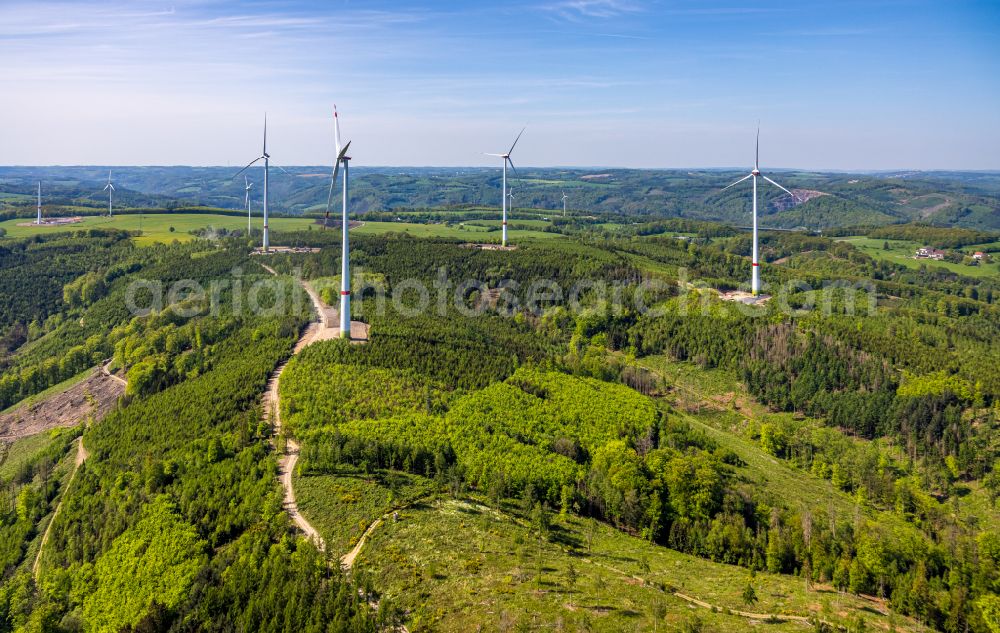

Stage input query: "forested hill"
[
  {"left": 0, "top": 227, "right": 998, "bottom": 631},
  {"left": 2, "top": 166, "right": 999, "bottom": 230}
]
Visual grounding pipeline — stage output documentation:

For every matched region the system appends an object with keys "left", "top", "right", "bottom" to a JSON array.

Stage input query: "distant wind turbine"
[
  {"left": 324, "top": 105, "right": 353, "bottom": 338},
  {"left": 103, "top": 170, "right": 115, "bottom": 217},
  {"left": 485, "top": 128, "right": 525, "bottom": 247},
  {"left": 721, "top": 127, "right": 797, "bottom": 297},
  {"left": 561, "top": 191, "right": 568, "bottom": 217},
  {"left": 244, "top": 176, "right": 253, "bottom": 234},
  {"left": 36, "top": 182, "right": 42, "bottom": 225},
  {"left": 235, "top": 115, "right": 278, "bottom": 251}
]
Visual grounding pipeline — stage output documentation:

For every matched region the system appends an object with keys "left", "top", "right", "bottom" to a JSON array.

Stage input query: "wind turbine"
[
  {"left": 561, "top": 191, "right": 568, "bottom": 217},
  {"left": 235, "top": 115, "right": 274, "bottom": 251},
  {"left": 244, "top": 176, "right": 253, "bottom": 234},
  {"left": 103, "top": 170, "right": 115, "bottom": 217},
  {"left": 721, "top": 127, "right": 797, "bottom": 297},
  {"left": 36, "top": 182, "right": 42, "bottom": 225},
  {"left": 324, "top": 105, "right": 353, "bottom": 338},
  {"left": 485, "top": 128, "right": 524, "bottom": 247}
]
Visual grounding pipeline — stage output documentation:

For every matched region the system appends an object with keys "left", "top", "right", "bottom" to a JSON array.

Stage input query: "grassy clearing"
[
  {"left": 294, "top": 470, "right": 436, "bottom": 555},
  {"left": 837, "top": 236, "right": 999, "bottom": 278},
  {"left": 964, "top": 239, "right": 1000, "bottom": 253},
  {"left": 0, "top": 213, "right": 564, "bottom": 245},
  {"left": 0, "top": 427, "right": 75, "bottom": 481},
  {"left": 620, "top": 252, "right": 679, "bottom": 276},
  {"left": 952, "top": 479, "right": 1000, "bottom": 529},
  {"left": 356, "top": 495, "right": 925, "bottom": 632},
  {"left": 633, "top": 355, "right": 954, "bottom": 534},
  {"left": 678, "top": 408, "right": 865, "bottom": 519},
  {"left": 0, "top": 213, "right": 317, "bottom": 246}
]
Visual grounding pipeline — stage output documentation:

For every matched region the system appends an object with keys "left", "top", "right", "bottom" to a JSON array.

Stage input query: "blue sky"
[{"left": 1, "top": 0, "right": 998, "bottom": 169}]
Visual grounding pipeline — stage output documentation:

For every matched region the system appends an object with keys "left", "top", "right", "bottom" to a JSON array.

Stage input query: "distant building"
[
  {"left": 915, "top": 247, "right": 945, "bottom": 261},
  {"left": 973, "top": 251, "right": 986, "bottom": 260}
]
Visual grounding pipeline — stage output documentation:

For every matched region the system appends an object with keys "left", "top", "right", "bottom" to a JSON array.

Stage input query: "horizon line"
[{"left": 3, "top": 165, "right": 1000, "bottom": 175}]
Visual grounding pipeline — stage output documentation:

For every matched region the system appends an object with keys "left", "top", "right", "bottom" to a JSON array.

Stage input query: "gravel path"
[{"left": 260, "top": 262, "right": 369, "bottom": 552}]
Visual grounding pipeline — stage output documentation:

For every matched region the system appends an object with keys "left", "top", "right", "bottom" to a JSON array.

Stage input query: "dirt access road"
[
  {"left": 33, "top": 436, "right": 89, "bottom": 579},
  {"left": 259, "top": 263, "right": 368, "bottom": 553}
]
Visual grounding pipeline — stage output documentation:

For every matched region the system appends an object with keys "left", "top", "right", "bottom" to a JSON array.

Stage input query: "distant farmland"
[{"left": 0, "top": 212, "right": 561, "bottom": 246}]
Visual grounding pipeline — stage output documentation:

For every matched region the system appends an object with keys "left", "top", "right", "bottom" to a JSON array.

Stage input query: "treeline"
[
  {"left": 612, "top": 218, "right": 741, "bottom": 239},
  {"left": 867, "top": 223, "right": 997, "bottom": 249},
  {"left": 0, "top": 232, "right": 132, "bottom": 347},
  {"left": 0, "top": 428, "right": 81, "bottom": 580},
  {"left": 629, "top": 299, "right": 997, "bottom": 475},
  {"left": 328, "top": 233, "right": 640, "bottom": 294},
  {"left": 296, "top": 302, "right": 554, "bottom": 390},
  {"left": 0, "top": 239, "right": 267, "bottom": 412}
]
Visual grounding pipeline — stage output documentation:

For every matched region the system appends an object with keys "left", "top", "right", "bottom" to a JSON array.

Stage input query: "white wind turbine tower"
[
  {"left": 721, "top": 127, "right": 797, "bottom": 297},
  {"left": 561, "top": 191, "right": 568, "bottom": 217},
  {"left": 485, "top": 128, "right": 524, "bottom": 247},
  {"left": 235, "top": 116, "right": 275, "bottom": 252},
  {"left": 103, "top": 170, "right": 115, "bottom": 217},
  {"left": 324, "top": 105, "right": 353, "bottom": 338},
  {"left": 244, "top": 176, "right": 253, "bottom": 234},
  {"left": 36, "top": 182, "right": 42, "bottom": 225}
]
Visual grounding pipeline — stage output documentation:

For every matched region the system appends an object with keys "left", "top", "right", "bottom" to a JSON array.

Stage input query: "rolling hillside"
[{"left": 2, "top": 166, "right": 999, "bottom": 230}]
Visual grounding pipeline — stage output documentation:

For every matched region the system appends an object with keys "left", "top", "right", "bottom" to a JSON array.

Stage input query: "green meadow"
[
  {"left": 0, "top": 213, "right": 563, "bottom": 246},
  {"left": 836, "top": 236, "right": 999, "bottom": 278}
]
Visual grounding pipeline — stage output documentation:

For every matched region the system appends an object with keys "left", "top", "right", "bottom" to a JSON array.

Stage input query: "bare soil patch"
[
  {"left": 15, "top": 216, "right": 83, "bottom": 227},
  {"left": 719, "top": 290, "right": 771, "bottom": 305},
  {"left": 0, "top": 368, "right": 124, "bottom": 441},
  {"left": 312, "top": 219, "right": 364, "bottom": 229},
  {"left": 460, "top": 243, "right": 518, "bottom": 251}
]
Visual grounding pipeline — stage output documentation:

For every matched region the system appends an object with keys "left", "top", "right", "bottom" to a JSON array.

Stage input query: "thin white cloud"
[{"left": 539, "top": 0, "right": 642, "bottom": 20}]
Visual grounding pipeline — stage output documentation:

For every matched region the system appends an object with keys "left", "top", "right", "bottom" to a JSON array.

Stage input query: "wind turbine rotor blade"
[
  {"left": 245, "top": 175, "right": 249, "bottom": 188},
  {"left": 325, "top": 175, "right": 337, "bottom": 219},
  {"left": 325, "top": 156, "right": 342, "bottom": 215},
  {"left": 763, "top": 175, "right": 796, "bottom": 199},
  {"left": 755, "top": 124, "right": 760, "bottom": 170},
  {"left": 109, "top": 183, "right": 115, "bottom": 191},
  {"left": 483, "top": 153, "right": 505, "bottom": 157},
  {"left": 506, "top": 157, "right": 521, "bottom": 183},
  {"left": 103, "top": 184, "right": 110, "bottom": 191},
  {"left": 721, "top": 173, "right": 753, "bottom": 191},
  {"left": 507, "top": 127, "right": 526, "bottom": 155},
  {"left": 333, "top": 105, "right": 342, "bottom": 155},
  {"left": 273, "top": 163, "right": 291, "bottom": 176},
  {"left": 263, "top": 114, "right": 268, "bottom": 155},
  {"left": 233, "top": 156, "right": 264, "bottom": 179},
  {"left": 337, "top": 140, "right": 352, "bottom": 162}
]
